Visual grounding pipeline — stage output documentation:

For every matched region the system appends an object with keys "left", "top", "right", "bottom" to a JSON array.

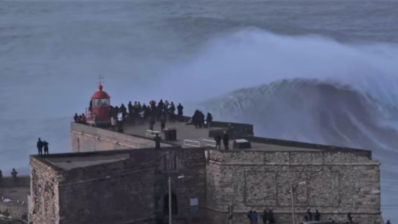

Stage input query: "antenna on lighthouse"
[
  {"left": 98, "top": 75, "right": 104, "bottom": 91},
  {"left": 98, "top": 75, "right": 104, "bottom": 85}
]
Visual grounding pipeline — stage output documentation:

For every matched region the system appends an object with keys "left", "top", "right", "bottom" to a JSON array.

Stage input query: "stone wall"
[
  {"left": 70, "top": 122, "right": 174, "bottom": 152},
  {"left": 153, "top": 148, "right": 208, "bottom": 224},
  {"left": 57, "top": 150, "right": 157, "bottom": 224},
  {"left": 29, "top": 156, "right": 60, "bottom": 224},
  {"left": 206, "top": 150, "right": 382, "bottom": 224}
]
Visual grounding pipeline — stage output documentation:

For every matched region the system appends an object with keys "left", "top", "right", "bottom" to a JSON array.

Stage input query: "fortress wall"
[
  {"left": 209, "top": 150, "right": 374, "bottom": 164},
  {"left": 0, "top": 176, "right": 30, "bottom": 188},
  {"left": 29, "top": 156, "right": 61, "bottom": 224},
  {"left": 153, "top": 148, "right": 208, "bottom": 223},
  {"left": 56, "top": 152, "right": 157, "bottom": 224},
  {"left": 70, "top": 122, "right": 173, "bottom": 152},
  {"left": 206, "top": 150, "right": 381, "bottom": 224}
]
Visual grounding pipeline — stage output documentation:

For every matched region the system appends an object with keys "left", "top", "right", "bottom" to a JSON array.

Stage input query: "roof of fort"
[{"left": 31, "top": 114, "right": 374, "bottom": 171}]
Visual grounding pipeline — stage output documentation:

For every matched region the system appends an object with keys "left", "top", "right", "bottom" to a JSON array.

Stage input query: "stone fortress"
[{"left": 1, "top": 84, "right": 384, "bottom": 224}]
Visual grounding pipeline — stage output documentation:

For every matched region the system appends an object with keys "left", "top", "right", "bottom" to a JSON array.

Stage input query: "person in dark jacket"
[
  {"left": 314, "top": 209, "right": 321, "bottom": 221},
  {"left": 247, "top": 210, "right": 253, "bottom": 224},
  {"left": 306, "top": 209, "right": 312, "bottom": 221},
  {"left": 177, "top": 103, "right": 183, "bottom": 121},
  {"left": 206, "top": 112, "right": 213, "bottom": 129},
  {"left": 268, "top": 210, "right": 275, "bottom": 224},
  {"left": 37, "top": 138, "right": 43, "bottom": 155},
  {"left": 214, "top": 135, "right": 221, "bottom": 149},
  {"left": 262, "top": 209, "right": 268, "bottom": 224},
  {"left": 160, "top": 114, "right": 166, "bottom": 130},
  {"left": 223, "top": 131, "right": 229, "bottom": 150},
  {"left": 347, "top": 213, "right": 353, "bottom": 224},
  {"left": 73, "top": 113, "right": 78, "bottom": 122},
  {"left": 43, "top": 141, "right": 49, "bottom": 155}
]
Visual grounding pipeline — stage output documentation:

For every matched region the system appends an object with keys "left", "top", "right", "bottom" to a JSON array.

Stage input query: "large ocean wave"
[{"left": 152, "top": 29, "right": 398, "bottom": 220}]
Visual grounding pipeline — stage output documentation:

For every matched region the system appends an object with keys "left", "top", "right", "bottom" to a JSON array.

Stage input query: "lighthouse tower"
[{"left": 87, "top": 79, "right": 111, "bottom": 126}]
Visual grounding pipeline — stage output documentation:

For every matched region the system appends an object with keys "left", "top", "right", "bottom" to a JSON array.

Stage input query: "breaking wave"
[
  {"left": 202, "top": 78, "right": 398, "bottom": 151},
  {"left": 157, "top": 29, "right": 398, "bottom": 159},
  {"left": 155, "top": 31, "right": 398, "bottom": 217}
]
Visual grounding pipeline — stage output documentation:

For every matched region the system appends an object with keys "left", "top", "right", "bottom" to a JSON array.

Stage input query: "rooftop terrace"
[
  {"left": 100, "top": 118, "right": 372, "bottom": 156},
  {"left": 44, "top": 153, "right": 130, "bottom": 170}
]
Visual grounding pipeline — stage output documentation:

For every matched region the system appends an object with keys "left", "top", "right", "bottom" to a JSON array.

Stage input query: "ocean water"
[{"left": 0, "top": 0, "right": 397, "bottom": 222}]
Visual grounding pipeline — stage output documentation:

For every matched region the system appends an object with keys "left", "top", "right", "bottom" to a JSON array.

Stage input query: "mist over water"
[{"left": 1, "top": 1, "right": 398, "bottom": 222}]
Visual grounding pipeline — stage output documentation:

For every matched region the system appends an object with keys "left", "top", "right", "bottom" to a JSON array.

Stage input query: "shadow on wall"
[{"left": 0, "top": 176, "right": 30, "bottom": 188}]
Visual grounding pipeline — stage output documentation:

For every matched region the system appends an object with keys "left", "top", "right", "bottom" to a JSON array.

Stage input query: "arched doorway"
[{"left": 163, "top": 193, "right": 178, "bottom": 215}]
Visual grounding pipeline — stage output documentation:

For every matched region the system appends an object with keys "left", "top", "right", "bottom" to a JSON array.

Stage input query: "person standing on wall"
[
  {"left": 11, "top": 168, "right": 18, "bottom": 186},
  {"left": 214, "top": 135, "right": 221, "bottom": 149},
  {"left": 37, "top": 138, "right": 43, "bottom": 155},
  {"left": 223, "top": 131, "right": 229, "bottom": 150},
  {"left": 43, "top": 141, "right": 49, "bottom": 155},
  {"left": 206, "top": 112, "right": 213, "bottom": 129},
  {"left": 177, "top": 103, "right": 183, "bottom": 121}
]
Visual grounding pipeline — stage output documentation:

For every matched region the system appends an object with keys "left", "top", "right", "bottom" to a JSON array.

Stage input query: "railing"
[
  {"left": 202, "top": 139, "right": 216, "bottom": 148},
  {"left": 183, "top": 139, "right": 201, "bottom": 148},
  {"left": 146, "top": 130, "right": 160, "bottom": 137}
]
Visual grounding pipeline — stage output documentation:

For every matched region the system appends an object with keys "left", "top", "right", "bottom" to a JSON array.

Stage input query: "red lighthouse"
[{"left": 86, "top": 81, "right": 111, "bottom": 126}]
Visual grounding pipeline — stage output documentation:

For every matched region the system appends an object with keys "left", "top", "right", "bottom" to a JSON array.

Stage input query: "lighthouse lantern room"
[{"left": 86, "top": 78, "right": 111, "bottom": 126}]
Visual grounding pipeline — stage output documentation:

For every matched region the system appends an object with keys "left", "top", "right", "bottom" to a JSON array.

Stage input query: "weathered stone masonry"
[
  {"left": 206, "top": 150, "right": 382, "bottom": 224},
  {"left": 30, "top": 151, "right": 158, "bottom": 224},
  {"left": 29, "top": 148, "right": 209, "bottom": 224},
  {"left": 30, "top": 156, "right": 60, "bottom": 224}
]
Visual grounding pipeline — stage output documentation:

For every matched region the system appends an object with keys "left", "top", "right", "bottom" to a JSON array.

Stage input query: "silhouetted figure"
[
  {"left": 347, "top": 213, "right": 353, "bottom": 224},
  {"left": 37, "top": 138, "right": 43, "bottom": 155},
  {"left": 386, "top": 220, "right": 391, "bottom": 224},
  {"left": 262, "top": 210, "right": 268, "bottom": 224},
  {"left": 199, "top": 111, "right": 205, "bottom": 128},
  {"left": 149, "top": 117, "right": 155, "bottom": 130},
  {"left": 223, "top": 131, "right": 229, "bottom": 150},
  {"left": 268, "top": 210, "right": 275, "bottom": 224},
  {"left": 43, "top": 141, "right": 49, "bottom": 155},
  {"left": 89, "top": 100, "right": 92, "bottom": 112},
  {"left": 0, "top": 170, "right": 3, "bottom": 187},
  {"left": 247, "top": 210, "right": 253, "bottom": 224},
  {"left": 304, "top": 215, "right": 309, "bottom": 222},
  {"left": 306, "top": 209, "right": 312, "bottom": 221},
  {"left": 177, "top": 103, "right": 183, "bottom": 121},
  {"left": 169, "top": 102, "right": 176, "bottom": 122},
  {"left": 214, "top": 135, "right": 221, "bottom": 149},
  {"left": 160, "top": 114, "right": 166, "bottom": 130},
  {"left": 206, "top": 112, "right": 213, "bottom": 129},
  {"left": 154, "top": 133, "right": 161, "bottom": 149},
  {"left": 192, "top": 110, "right": 200, "bottom": 128},
  {"left": 314, "top": 209, "right": 320, "bottom": 221},
  {"left": 120, "top": 103, "right": 127, "bottom": 117},
  {"left": 128, "top": 101, "right": 133, "bottom": 115},
  {"left": 73, "top": 113, "right": 78, "bottom": 122},
  {"left": 11, "top": 168, "right": 18, "bottom": 185}
]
